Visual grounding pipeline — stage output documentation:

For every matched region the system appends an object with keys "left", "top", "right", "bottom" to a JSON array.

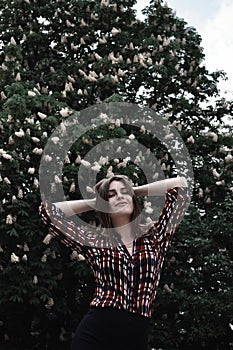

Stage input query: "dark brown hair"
[{"left": 94, "top": 175, "right": 142, "bottom": 237}]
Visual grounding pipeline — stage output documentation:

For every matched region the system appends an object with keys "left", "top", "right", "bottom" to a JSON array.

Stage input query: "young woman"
[{"left": 39, "top": 175, "right": 190, "bottom": 350}]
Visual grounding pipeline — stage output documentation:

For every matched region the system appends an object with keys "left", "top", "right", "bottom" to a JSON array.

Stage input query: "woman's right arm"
[
  {"left": 39, "top": 197, "right": 97, "bottom": 251},
  {"left": 53, "top": 198, "right": 96, "bottom": 217}
]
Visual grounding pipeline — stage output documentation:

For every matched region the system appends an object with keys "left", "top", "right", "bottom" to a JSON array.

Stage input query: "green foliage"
[{"left": 0, "top": 0, "right": 232, "bottom": 349}]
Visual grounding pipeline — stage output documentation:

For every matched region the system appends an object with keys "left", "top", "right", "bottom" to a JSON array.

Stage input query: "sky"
[{"left": 135, "top": 0, "right": 233, "bottom": 100}]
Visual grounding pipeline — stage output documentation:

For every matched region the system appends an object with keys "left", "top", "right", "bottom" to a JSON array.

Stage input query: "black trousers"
[{"left": 71, "top": 307, "right": 149, "bottom": 350}]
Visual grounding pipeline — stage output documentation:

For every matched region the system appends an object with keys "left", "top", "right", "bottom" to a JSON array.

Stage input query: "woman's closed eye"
[{"left": 108, "top": 189, "right": 130, "bottom": 198}]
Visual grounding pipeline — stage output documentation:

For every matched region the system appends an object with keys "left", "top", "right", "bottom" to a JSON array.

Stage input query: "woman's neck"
[{"left": 113, "top": 223, "right": 133, "bottom": 243}]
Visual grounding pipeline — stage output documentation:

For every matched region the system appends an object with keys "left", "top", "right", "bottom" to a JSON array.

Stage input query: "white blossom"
[
  {"left": 91, "top": 162, "right": 101, "bottom": 172},
  {"left": 212, "top": 169, "right": 220, "bottom": 179},
  {"left": 68, "top": 75, "right": 75, "bottom": 83},
  {"left": 43, "top": 234, "right": 53, "bottom": 245},
  {"left": 10, "top": 36, "right": 17, "bottom": 45},
  {"left": 17, "top": 189, "right": 23, "bottom": 198},
  {"left": 163, "top": 284, "right": 172, "bottom": 293},
  {"left": 111, "top": 27, "right": 121, "bottom": 36},
  {"left": 25, "top": 117, "right": 34, "bottom": 124},
  {"left": 4, "top": 177, "right": 11, "bottom": 185},
  {"left": 43, "top": 154, "right": 52, "bottom": 162},
  {"left": 198, "top": 188, "right": 204, "bottom": 198},
  {"left": 225, "top": 154, "right": 233, "bottom": 163},
  {"left": 45, "top": 298, "right": 54, "bottom": 309},
  {"left": 28, "top": 167, "right": 35, "bottom": 174},
  {"left": 11, "top": 253, "right": 20, "bottom": 263},
  {"left": 128, "top": 134, "right": 135, "bottom": 140},
  {"left": 75, "top": 155, "right": 82, "bottom": 164},
  {"left": 164, "top": 133, "right": 174, "bottom": 140},
  {"left": 77, "top": 254, "right": 85, "bottom": 261},
  {"left": 8, "top": 135, "right": 14, "bottom": 145},
  {"left": 15, "top": 129, "right": 25, "bottom": 138},
  {"left": 41, "top": 254, "right": 47, "bottom": 263},
  {"left": 32, "top": 148, "right": 43, "bottom": 155},
  {"left": 6, "top": 214, "right": 13, "bottom": 224},
  {"left": 23, "top": 243, "right": 30, "bottom": 252},
  {"left": 38, "top": 112, "right": 47, "bottom": 119},
  {"left": 94, "top": 53, "right": 102, "bottom": 61},
  {"left": 117, "top": 161, "right": 127, "bottom": 168},
  {"left": 33, "top": 275, "right": 38, "bottom": 284},
  {"left": 216, "top": 180, "right": 225, "bottom": 186},
  {"left": 66, "top": 19, "right": 74, "bottom": 27},
  {"left": 60, "top": 107, "right": 72, "bottom": 117},
  {"left": 145, "top": 207, "right": 153, "bottom": 214},
  {"left": 64, "top": 154, "right": 70, "bottom": 164},
  {"left": 22, "top": 254, "right": 28, "bottom": 261},
  {"left": 98, "top": 156, "right": 109, "bottom": 165},
  {"left": 69, "top": 182, "right": 75, "bottom": 192},
  {"left": 80, "top": 37, "right": 86, "bottom": 45},
  {"left": 146, "top": 217, "right": 153, "bottom": 224},
  {"left": 70, "top": 250, "right": 85, "bottom": 261},
  {"left": 80, "top": 18, "right": 87, "bottom": 27},
  {"left": 15, "top": 72, "right": 21, "bottom": 81},
  {"left": 107, "top": 166, "right": 114, "bottom": 177},
  {"left": 33, "top": 178, "right": 39, "bottom": 188},
  {"left": 1, "top": 91, "right": 7, "bottom": 100},
  {"left": 1, "top": 63, "right": 8, "bottom": 71},
  {"left": 0, "top": 149, "right": 6, "bottom": 156},
  {"left": 186, "top": 135, "right": 195, "bottom": 144},
  {"left": 140, "top": 125, "right": 146, "bottom": 134},
  {"left": 101, "top": 0, "right": 109, "bottom": 6},
  {"left": 12, "top": 195, "right": 17, "bottom": 203},
  {"left": 70, "top": 42, "right": 78, "bottom": 51},
  {"left": 28, "top": 91, "right": 36, "bottom": 97},
  {"left": 51, "top": 183, "right": 56, "bottom": 193},
  {"left": 161, "top": 163, "right": 167, "bottom": 171},
  {"left": 54, "top": 175, "right": 62, "bottom": 184},
  {"left": 81, "top": 159, "right": 91, "bottom": 168},
  {"left": 207, "top": 131, "right": 218, "bottom": 142},
  {"left": 99, "top": 37, "right": 107, "bottom": 44},
  {"left": 51, "top": 136, "right": 60, "bottom": 144},
  {"left": 2, "top": 153, "right": 12, "bottom": 160}
]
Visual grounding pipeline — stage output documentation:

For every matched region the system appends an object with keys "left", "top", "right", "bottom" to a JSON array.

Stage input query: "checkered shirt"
[{"left": 39, "top": 187, "right": 190, "bottom": 318}]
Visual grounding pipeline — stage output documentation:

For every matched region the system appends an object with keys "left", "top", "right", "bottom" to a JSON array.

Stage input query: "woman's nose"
[{"left": 116, "top": 191, "right": 124, "bottom": 199}]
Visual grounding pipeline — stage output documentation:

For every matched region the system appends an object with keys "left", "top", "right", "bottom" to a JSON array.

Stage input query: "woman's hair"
[{"left": 94, "top": 175, "right": 142, "bottom": 237}]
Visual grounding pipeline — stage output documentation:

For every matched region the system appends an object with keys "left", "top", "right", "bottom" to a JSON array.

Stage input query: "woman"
[{"left": 39, "top": 175, "right": 190, "bottom": 350}]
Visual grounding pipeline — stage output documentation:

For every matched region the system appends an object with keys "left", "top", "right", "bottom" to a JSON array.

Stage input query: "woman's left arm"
[{"left": 133, "top": 176, "right": 188, "bottom": 197}]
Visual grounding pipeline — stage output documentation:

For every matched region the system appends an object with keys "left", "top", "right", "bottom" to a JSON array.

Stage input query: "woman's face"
[{"left": 108, "top": 180, "right": 134, "bottom": 220}]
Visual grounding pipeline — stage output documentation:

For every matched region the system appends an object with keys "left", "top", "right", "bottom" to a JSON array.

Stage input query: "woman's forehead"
[{"left": 108, "top": 180, "right": 126, "bottom": 190}]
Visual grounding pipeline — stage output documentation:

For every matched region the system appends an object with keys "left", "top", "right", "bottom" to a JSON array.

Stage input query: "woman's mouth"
[{"left": 115, "top": 202, "right": 128, "bottom": 207}]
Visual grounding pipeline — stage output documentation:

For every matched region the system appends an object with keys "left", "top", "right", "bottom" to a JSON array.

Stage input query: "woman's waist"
[{"left": 89, "top": 305, "right": 150, "bottom": 325}]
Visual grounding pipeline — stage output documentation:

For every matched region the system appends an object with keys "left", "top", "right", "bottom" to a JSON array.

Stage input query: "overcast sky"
[{"left": 135, "top": 0, "right": 233, "bottom": 99}]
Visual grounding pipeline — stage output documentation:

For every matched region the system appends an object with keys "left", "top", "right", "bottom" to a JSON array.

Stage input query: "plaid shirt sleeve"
[
  {"left": 152, "top": 186, "right": 191, "bottom": 250},
  {"left": 39, "top": 201, "right": 89, "bottom": 253}
]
